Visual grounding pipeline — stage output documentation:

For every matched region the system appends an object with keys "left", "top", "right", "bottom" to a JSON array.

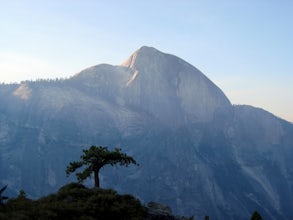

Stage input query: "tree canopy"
[
  {"left": 250, "top": 211, "right": 263, "bottom": 220},
  {"left": 66, "top": 146, "right": 137, "bottom": 188}
]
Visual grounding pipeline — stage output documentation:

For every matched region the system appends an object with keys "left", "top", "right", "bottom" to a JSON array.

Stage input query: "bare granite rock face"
[
  {"left": 121, "top": 46, "right": 231, "bottom": 126},
  {"left": 0, "top": 46, "right": 293, "bottom": 220},
  {"left": 146, "top": 202, "right": 175, "bottom": 220}
]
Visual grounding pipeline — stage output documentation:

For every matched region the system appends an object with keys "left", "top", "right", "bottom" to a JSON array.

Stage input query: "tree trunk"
[{"left": 94, "top": 169, "right": 100, "bottom": 188}]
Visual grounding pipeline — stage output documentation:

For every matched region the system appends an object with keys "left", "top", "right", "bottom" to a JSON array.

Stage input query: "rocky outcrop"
[{"left": 146, "top": 202, "right": 175, "bottom": 220}]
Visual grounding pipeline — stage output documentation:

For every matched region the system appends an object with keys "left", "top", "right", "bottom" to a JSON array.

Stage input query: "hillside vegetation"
[
  {"left": 0, "top": 183, "right": 195, "bottom": 220},
  {"left": 1, "top": 183, "right": 145, "bottom": 220}
]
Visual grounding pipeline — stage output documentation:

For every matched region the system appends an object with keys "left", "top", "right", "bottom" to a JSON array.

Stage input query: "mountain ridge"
[{"left": 1, "top": 46, "right": 293, "bottom": 219}]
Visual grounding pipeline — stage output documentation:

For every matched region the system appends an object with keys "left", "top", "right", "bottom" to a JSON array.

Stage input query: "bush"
[{"left": 0, "top": 183, "right": 146, "bottom": 220}]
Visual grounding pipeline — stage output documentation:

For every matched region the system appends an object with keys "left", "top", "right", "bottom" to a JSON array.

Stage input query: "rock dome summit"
[{"left": 1, "top": 46, "right": 293, "bottom": 219}]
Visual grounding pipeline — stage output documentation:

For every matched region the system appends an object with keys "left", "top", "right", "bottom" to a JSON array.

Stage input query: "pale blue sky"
[{"left": 0, "top": 1, "right": 292, "bottom": 122}]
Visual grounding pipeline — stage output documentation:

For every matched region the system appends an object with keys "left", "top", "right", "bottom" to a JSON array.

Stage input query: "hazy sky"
[{"left": 1, "top": 1, "right": 292, "bottom": 122}]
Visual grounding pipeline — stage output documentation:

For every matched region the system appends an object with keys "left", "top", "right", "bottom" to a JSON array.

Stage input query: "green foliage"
[
  {"left": 66, "top": 146, "right": 138, "bottom": 187},
  {"left": 5, "top": 196, "right": 36, "bottom": 219},
  {"left": 0, "top": 146, "right": 141, "bottom": 219},
  {"left": 0, "top": 183, "right": 146, "bottom": 220},
  {"left": 18, "top": 189, "right": 27, "bottom": 199}
]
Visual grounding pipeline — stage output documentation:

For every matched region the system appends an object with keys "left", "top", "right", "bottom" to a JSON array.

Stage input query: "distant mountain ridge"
[{"left": 1, "top": 46, "right": 293, "bottom": 220}]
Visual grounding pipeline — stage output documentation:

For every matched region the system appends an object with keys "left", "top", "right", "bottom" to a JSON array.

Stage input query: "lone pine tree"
[
  {"left": 66, "top": 146, "right": 137, "bottom": 188},
  {"left": 250, "top": 211, "right": 263, "bottom": 220}
]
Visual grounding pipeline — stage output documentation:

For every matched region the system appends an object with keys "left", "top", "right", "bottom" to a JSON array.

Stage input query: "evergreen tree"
[
  {"left": 251, "top": 211, "right": 262, "bottom": 220},
  {"left": 66, "top": 146, "right": 137, "bottom": 188}
]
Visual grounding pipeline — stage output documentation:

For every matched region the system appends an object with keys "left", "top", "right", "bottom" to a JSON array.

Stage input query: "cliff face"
[
  {"left": 0, "top": 47, "right": 293, "bottom": 220},
  {"left": 121, "top": 46, "right": 231, "bottom": 126}
]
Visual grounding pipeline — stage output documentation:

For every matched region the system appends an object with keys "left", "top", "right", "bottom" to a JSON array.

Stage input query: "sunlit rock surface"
[{"left": 0, "top": 47, "right": 293, "bottom": 220}]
